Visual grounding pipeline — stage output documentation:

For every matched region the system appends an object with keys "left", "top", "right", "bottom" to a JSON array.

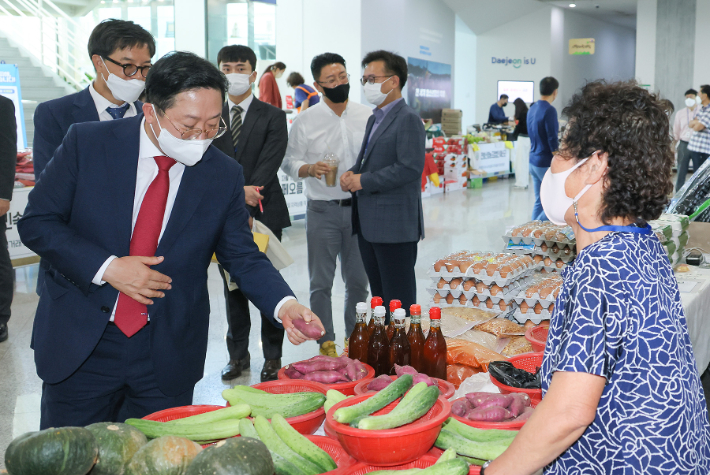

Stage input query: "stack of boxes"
[
  {"left": 650, "top": 214, "right": 690, "bottom": 265},
  {"left": 428, "top": 137, "right": 468, "bottom": 193},
  {"left": 441, "top": 109, "right": 462, "bottom": 136}
]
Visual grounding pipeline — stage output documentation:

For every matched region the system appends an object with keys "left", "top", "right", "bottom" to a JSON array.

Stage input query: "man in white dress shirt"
[{"left": 282, "top": 53, "right": 371, "bottom": 355}]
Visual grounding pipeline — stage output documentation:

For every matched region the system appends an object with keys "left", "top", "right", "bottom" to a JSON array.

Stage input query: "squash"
[
  {"left": 185, "top": 437, "right": 273, "bottom": 475},
  {"left": 86, "top": 422, "right": 148, "bottom": 475},
  {"left": 124, "top": 436, "right": 201, "bottom": 475},
  {"left": 4, "top": 427, "right": 98, "bottom": 475}
]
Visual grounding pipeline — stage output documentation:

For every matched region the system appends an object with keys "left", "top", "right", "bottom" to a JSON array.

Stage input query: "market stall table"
[{"left": 678, "top": 265, "right": 710, "bottom": 373}]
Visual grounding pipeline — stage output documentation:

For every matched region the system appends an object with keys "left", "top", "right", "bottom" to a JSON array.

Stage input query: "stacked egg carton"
[
  {"left": 512, "top": 274, "right": 563, "bottom": 324},
  {"left": 649, "top": 214, "right": 690, "bottom": 266},
  {"left": 428, "top": 251, "right": 538, "bottom": 315},
  {"left": 502, "top": 221, "right": 576, "bottom": 272}
]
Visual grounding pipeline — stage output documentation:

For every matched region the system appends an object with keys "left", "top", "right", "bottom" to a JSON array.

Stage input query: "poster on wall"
[
  {"left": 0, "top": 64, "right": 27, "bottom": 150},
  {"left": 407, "top": 57, "right": 451, "bottom": 124},
  {"left": 569, "top": 38, "right": 595, "bottom": 55}
]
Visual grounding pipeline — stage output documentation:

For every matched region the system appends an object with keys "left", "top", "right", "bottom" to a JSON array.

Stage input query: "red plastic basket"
[
  {"left": 449, "top": 396, "right": 536, "bottom": 430},
  {"left": 353, "top": 375, "right": 456, "bottom": 400},
  {"left": 489, "top": 352, "right": 544, "bottom": 405},
  {"left": 307, "top": 435, "right": 356, "bottom": 473},
  {"left": 326, "top": 393, "right": 451, "bottom": 466},
  {"left": 525, "top": 325, "right": 549, "bottom": 353},
  {"left": 278, "top": 362, "right": 376, "bottom": 396},
  {"left": 324, "top": 419, "right": 338, "bottom": 440},
  {"left": 142, "top": 405, "right": 231, "bottom": 447},
  {"left": 332, "top": 454, "right": 481, "bottom": 474}
]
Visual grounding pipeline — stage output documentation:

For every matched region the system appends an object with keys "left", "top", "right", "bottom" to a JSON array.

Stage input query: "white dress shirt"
[
  {"left": 89, "top": 82, "right": 139, "bottom": 121},
  {"left": 92, "top": 118, "right": 294, "bottom": 322},
  {"left": 281, "top": 100, "right": 372, "bottom": 201},
  {"left": 227, "top": 93, "right": 254, "bottom": 128},
  {"left": 674, "top": 106, "right": 699, "bottom": 142}
]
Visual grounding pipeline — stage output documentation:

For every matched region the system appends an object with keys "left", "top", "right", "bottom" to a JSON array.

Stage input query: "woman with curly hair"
[{"left": 481, "top": 81, "right": 710, "bottom": 475}]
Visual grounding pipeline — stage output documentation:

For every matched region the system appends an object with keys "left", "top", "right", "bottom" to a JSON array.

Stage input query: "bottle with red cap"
[
  {"left": 388, "top": 308, "right": 411, "bottom": 374},
  {"left": 386, "top": 299, "right": 402, "bottom": 341},
  {"left": 367, "top": 296, "right": 383, "bottom": 337},
  {"left": 348, "top": 302, "right": 369, "bottom": 364},
  {"left": 422, "top": 306, "right": 447, "bottom": 380},
  {"left": 368, "top": 306, "right": 390, "bottom": 376},
  {"left": 407, "top": 304, "right": 426, "bottom": 372}
]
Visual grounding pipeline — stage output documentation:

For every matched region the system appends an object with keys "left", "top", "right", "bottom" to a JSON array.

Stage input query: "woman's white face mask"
[{"left": 540, "top": 154, "right": 598, "bottom": 225}]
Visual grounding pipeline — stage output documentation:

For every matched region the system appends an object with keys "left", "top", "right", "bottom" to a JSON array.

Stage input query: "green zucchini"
[
  {"left": 271, "top": 413, "right": 337, "bottom": 472},
  {"left": 333, "top": 374, "right": 412, "bottom": 424},
  {"left": 125, "top": 418, "right": 241, "bottom": 441},
  {"left": 252, "top": 416, "right": 322, "bottom": 475},
  {"left": 164, "top": 404, "right": 251, "bottom": 426},
  {"left": 443, "top": 418, "right": 517, "bottom": 442},
  {"left": 239, "top": 418, "right": 260, "bottom": 439},
  {"left": 458, "top": 455, "right": 487, "bottom": 466},
  {"left": 224, "top": 387, "right": 323, "bottom": 407},
  {"left": 435, "top": 427, "right": 512, "bottom": 460},
  {"left": 324, "top": 390, "right": 348, "bottom": 414},
  {"left": 271, "top": 451, "right": 307, "bottom": 475},
  {"left": 398, "top": 382, "right": 430, "bottom": 407},
  {"left": 358, "top": 385, "right": 439, "bottom": 431},
  {"left": 223, "top": 389, "right": 326, "bottom": 419},
  {"left": 368, "top": 459, "right": 469, "bottom": 475},
  {"left": 436, "top": 447, "right": 457, "bottom": 464}
]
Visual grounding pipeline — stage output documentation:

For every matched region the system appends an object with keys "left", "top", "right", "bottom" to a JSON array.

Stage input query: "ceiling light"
[{"left": 569, "top": 3, "right": 576, "bottom": 6}]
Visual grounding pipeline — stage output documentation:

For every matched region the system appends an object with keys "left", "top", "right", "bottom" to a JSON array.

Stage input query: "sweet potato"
[
  {"left": 452, "top": 399, "right": 473, "bottom": 417},
  {"left": 394, "top": 364, "right": 418, "bottom": 376},
  {"left": 465, "top": 392, "right": 498, "bottom": 407},
  {"left": 367, "top": 374, "right": 393, "bottom": 391},
  {"left": 466, "top": 405, "right": 513, "bottom": 422},
  {"left": 413, "top": 373, "right": 436, "bottom": 387},
  {"left": 508, "top": 393, "right": 529, "bottom": 417},
  {"left": 283, "top": 365, "right": 304, "bottom": 379},
  {"left": 476, "top": 394, "right": 513, "bottom": 410},
  {"left": 347, "top": 361, "right": 369, "bottom": 381},
  {"left": 293, "top": 318, "right": 326, "bottom": 339},
  {"left": 293, "top": 359, "right": 348, "bottom": 373},
  {"left": 514, "top": 406, "right": 534, "bottom": 421},
  {"left": 302, "top": 370, "right": 349, "bottom": 383}
]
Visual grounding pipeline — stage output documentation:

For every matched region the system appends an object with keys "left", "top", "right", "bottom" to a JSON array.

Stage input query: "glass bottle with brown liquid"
[
  {"left": 422, "top": 307, "right": 447, "bottom": 380},
  {"left": 348, "top": 302, "right": 369, "bottom": 364},
  {"left": 388, "top": 308, "right": 411, "bottom": 375},
  {"left": 407, "top": 304, "right": 426, "bottom": 372},
  {"left": 386, "top": 299, "right": 401, "bottom": 341},
  {"left": 367, "top": 306, "right": 390, "bottom": 376},
  {"left": 367, "top": 296, "right": 383, "bottom": 338}
]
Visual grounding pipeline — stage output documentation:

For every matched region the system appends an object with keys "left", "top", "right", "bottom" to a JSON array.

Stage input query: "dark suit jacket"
[
  {"left": 0, "top": 96, "right": 16, "bottom": 201},
  {"left": 350, "top": 99, "right": 425, "bottom": 244},
  {"left": 32, "top": 86, "right": 143, "bottom": 179},
  {"left": 212, "top": 97, "right": 290, "bottom": 233},
  {"left": 18, "top": 115, "right": 294, "bottom": 395}
]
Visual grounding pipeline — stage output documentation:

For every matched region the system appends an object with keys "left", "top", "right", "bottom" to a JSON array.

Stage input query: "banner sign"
[
  {"left": 569, "top": 38, "right": 595, "bottom": 55},
  {"left": 407, "top": 57, "right": 452, "bottom": 124},
  {"left": 0, "top": 63, "right": 27, "bottom": 149}
]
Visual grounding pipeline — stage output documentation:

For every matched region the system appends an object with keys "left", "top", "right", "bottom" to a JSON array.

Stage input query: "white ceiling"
[{"left": 444, "top": 0, "right": 638, "bottom": 34}]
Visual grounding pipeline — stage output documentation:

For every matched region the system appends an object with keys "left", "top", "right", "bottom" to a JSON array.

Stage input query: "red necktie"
[{"left": 114, "top": 155, "right": 176, "bottom": 337}]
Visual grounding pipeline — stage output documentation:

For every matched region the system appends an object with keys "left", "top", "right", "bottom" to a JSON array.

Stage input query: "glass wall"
[{"left": 207, "top": 0, "right": 276, "bottom": 64}]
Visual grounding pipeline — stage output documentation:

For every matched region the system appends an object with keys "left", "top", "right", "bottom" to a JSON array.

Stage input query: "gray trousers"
[
  {"left": 306, "top": 200, "right": 369, "bottom": 344},
  {"left": 676, "top": 140, "right": 692, "bottom": 191}
]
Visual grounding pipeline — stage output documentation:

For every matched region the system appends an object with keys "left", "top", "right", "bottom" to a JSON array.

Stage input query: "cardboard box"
[{"left": 687, "top": 222, "right": 710, "bottom": 250}]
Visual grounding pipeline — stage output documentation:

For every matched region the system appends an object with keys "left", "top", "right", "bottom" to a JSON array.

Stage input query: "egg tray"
[
  {"left": 428, "top": 252, "right": 498, "bottom": 279},
  {"left": 462, "top": 265, "right": 539, "bottom": 288},
  {"left": 511, "top": 309, "right": 550, "bottom": 325},
  {"left": 430, "top": 275, "right": 532, "bottom": 297},
  {"left": 502, "top": 234, "right": 576, "bottom": 250},
  {"left": 427, "top": 287, "right": 520, "bottom": 305},
  {"left": 650, "top": 222, "right": 673, "bottom": 241},
  {"left": 429, "top": 297, "right": 518, "bottom": 317},
  {"left": 506, "top": 246, "right": 576, "bottom": 263}
]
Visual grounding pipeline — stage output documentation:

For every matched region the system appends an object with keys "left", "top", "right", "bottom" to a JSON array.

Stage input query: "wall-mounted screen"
[{"left": 497, "top": 80, "right": 535, "bottom": 104}]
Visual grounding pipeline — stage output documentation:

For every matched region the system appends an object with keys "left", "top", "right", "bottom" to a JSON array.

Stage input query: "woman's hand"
[{"left": 483, "top": 371, "right": 605, "bottom": 475}]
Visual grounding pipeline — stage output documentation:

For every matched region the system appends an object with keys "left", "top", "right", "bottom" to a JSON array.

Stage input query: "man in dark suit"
[
  {"left": 32, "top": 19, "right": 154, "bottom": 295},
  {"left": 0, "top": 96, "right": 17, "bottom": 343},
  {"left": 18, "top": 52, "right": 323, "bottom": 429},
  {"left": 341, "top": 50, "right": 425, "bottom": 319},
  {"left": 212, "top": 45, "right": 291, "bottom": 382}
]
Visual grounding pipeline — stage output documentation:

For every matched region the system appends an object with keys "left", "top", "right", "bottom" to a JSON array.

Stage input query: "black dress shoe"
[
  {"left": 221, "top": 354, "right": 251, "bottom": 381},
  {"left": 261, "top": 359, "right": 281, "bottom": 382},
  {"left": 0, "top": 323, "right": 7, "bottom": 343}
]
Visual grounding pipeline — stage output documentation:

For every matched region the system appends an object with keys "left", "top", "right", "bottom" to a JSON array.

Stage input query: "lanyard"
[{"left": 573, "top": 202, "right": 652, "bottom": 234}]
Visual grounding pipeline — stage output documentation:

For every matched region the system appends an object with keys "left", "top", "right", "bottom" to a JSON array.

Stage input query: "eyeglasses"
[
  {"left": 103, "top": 56, "right": 152, "bottom": 78},
  {"left": 317, "top": 73, "right": 350, "bottom": 88},
  {"left": 360, "top": 75, "right": 393, "bottom": 86},
  {"left": 161, "top": 113, "right": 228, "bottom": 140}
]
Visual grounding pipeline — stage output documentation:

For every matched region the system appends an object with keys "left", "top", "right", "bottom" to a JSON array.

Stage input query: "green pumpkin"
[
  {"left": 186, "top": 438, "right": 273, "bottom": 475},
  {"left": 4, "top": 427, "right": 98, "bottom": 475},
  {"left": 86, "top": 422, "right": 148, "bottom": 475},
  {"left": 125, "top": 436, "right": 201, "bottom": 475}
]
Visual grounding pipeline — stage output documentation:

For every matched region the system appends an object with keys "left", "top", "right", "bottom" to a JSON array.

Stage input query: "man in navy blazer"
[
  {"left": 341, "top": 50, "right": 425, "bottom": 319},
  {"left": 18, "top": 52, "right": 323, "bottom": 429}
]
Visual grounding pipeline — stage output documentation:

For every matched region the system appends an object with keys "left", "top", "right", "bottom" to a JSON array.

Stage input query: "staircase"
[{"left": 0, "top": 34, "right": 75, "bottom": 148}]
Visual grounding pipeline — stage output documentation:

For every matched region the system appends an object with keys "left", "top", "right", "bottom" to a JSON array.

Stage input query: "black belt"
[{"left": 329, "top": 199, "right": 352, "bottom": 207}]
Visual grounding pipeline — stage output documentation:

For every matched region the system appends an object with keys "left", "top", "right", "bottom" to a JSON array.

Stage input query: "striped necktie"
[{"left": 231, "top": 105, "right": 243, "bottom": 149}]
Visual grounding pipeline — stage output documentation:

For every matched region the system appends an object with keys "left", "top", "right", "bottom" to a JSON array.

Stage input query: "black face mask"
[{"left": 322, "top": 83, "right": 350, "bottom": 103}]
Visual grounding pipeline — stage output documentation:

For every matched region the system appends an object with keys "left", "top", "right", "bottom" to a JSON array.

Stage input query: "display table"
[{"left": 678, "top": 265, "right": 710, "bottom": 373}]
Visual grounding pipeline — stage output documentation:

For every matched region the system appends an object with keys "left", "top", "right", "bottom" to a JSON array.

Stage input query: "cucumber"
[
  {"left": 252, "top": 416, "right": 322, "bottom": 475},
  {"left": 333, "top": 374, "right": 413, "bottom": 424},
  {"left": 271, "top": 414, "right": 337, "bottom": 472},
  {"left": 358, "top": 385, "right": 439, "bottom": 431},
  {"left": 458, "top": 455, "right": 487, "bottom": 466},
  {"left": 225, "top": 387, "right": 323, "bottom": 407},
  {"left": 436, "top": 447, "right": 457, "bottom": 464},
  {"left": 369, "top": 459, "right": 469, "bottom": 475},
  {"left": 223, "top": 389, "right": 326, "bottom": 419},
  {"left": 239, "top": 418, "right": 260, "bottom": 439},
  {"left": 271, "top": 451, "right": 307, "bottom": 475},
  {"left": 443, "top": 418, "right": 517, "bottom": 442},
  {"left": 125, "top": 418, "right": 241, "bottom": 441},
  {"left": 435, "top": 427, "right": 512, "bottom": 460},
  {"left": 164, "top": 404, "right": 251, "bottom": 426},
  {"left": 324, "top": 390, "right": 348, "bottom": 414}
]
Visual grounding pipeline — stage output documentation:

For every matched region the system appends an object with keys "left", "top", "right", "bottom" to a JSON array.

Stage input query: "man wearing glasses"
[
  {"left": 212, "top": 45, "right": 290, "bottom": 382},
  {"left": 341, "top": 50, "right": 425, "bottom": 320},
  {"left": 18, "top": 52, "right": 323, "bottom": 428},
  {"left": 281, "top": 53, "right": 371, "bottom": 356}
]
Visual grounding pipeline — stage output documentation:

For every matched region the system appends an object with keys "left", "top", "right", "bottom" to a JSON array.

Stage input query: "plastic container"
[
  {"left": 142, "top": 405, "right": 233, "bottom": 448},
  {"left": 248, "top": 380, "right": 329, "bottom": 435},
  {"left": 277, "top": 362, "right": 376, "bottom": 396},
  {"left": 336, "top": 454, "right": 481, "bottom": 475},
  {"left": 489, "top": 352, "right": 544, "bottom": 405},
  {"left": 353, "top": 375, "right": 456, "bottom": 400},
  {"left": 525, "top": 325, "right": 549, "bottom": 353},
  {"left": 326, "top": 393, "right": 451, "bottom": 466},
  {"left": 324, "top": 419, "right": 338, "bottom": 440},
  {"left": 449, "top": 397, "right": 532, "bottom": 430},
  {"left": 307, "top": 435, "right": 356, "bottom": 473}
]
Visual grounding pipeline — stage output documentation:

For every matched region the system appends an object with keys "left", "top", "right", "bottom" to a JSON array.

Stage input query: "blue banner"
[{"left": 0, "top": 63, "right": 26, "bottom": 149}]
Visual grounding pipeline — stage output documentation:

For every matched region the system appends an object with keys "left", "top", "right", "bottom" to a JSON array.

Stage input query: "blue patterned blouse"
[{"left": 541, "top": 231, "right": 710, "bottom": 474}]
